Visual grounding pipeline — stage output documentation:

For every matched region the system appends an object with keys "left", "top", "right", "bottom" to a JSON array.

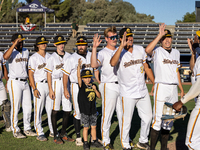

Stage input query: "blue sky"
[{"left": 19, "top": 0, "right": 197, "bottom": 25}]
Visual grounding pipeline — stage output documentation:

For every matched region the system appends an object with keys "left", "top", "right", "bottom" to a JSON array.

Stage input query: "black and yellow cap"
[
  {"left": 119, "top": 28, "right": 134, "bottom": 38},
  {"left": 54, "top": 35, "right": 67, "bottom": 45},
  {"left": 163, "top": 29, "right": 172, "bottom": 37},
  {"left": 196, "top": 30, "right": 200, "bottom": 37},
  {"left": 36, "top": 36, "right": 48, "bottom": 45},
  {"left": 81, "top": 69, "right": 93, "bottom": 78},
  {"left": 76, "top": 36, "right": 88, "bottom": 46},
  {"left": 11, "top": 33, "right": 25, "bottom": 42}
]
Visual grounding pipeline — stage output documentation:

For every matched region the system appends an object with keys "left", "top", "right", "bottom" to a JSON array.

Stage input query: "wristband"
[{"left": 33, "top": 88, "right": 37, "bottom": 91}]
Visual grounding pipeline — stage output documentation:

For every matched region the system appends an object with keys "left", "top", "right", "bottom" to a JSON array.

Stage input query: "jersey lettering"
[
  {"left": 124, "top": 59, "right": 143, "bottom": 68},
  {"left": 55, "top": 63, "right": 64, "bottom": 70},
  {"left": 162, "top": 59, "right": 179, "bottom": 65},
  {"left": 38, "top": 63, "right": 46, "bottom": 69},
  {"left": 15, "top": 58, "right": 28, "bottom": 63}
]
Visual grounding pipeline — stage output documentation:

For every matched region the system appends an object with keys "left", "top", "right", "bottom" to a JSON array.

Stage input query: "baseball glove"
[{"left": 161, "top": 102, "right": 187, "bottom": 121}]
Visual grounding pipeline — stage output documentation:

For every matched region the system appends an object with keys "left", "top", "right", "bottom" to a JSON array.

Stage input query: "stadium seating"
[{"left": 0, "top": 23, "right": 72, "bottom": 52}]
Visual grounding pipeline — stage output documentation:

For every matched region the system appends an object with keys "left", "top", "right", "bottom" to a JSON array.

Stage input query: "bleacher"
[
  {"left": 173, "top": 23, "right": 200, "bottom": 53},
  {"left": 75, "top": 23, "right": 160, "bottom": 51},
  {"left": 0, "top": 23, "right": 72, "bottom": 52}
]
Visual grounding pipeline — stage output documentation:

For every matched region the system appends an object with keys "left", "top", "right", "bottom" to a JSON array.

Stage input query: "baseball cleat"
[
  {"left": 37, "top": 135, "right": 47, "bottom": 141},
  {"left": 13, "top": 132, "right": 26, "bottom": 139},
  {"left": 53, "top": 134, "right": 63, "bottom": 144},
  {"left": 5, "top": 126, "right": 12, "bottom": 132},
  {"left": 103, "top": 143, "right": 114, "bottom": 150},
  {"left": 75, "top": 137, "right": 83, "bottom": 146},
  {"left": 24, "top": 129, "right": 37, "bottom": 136},
  {"left": 49, "top": 132, "right": 54, "bottom": 137},
  {"left": 136, "top": 142, "right": 150, "bottom": 150},
  {"left": 61, "top": 133, "right": 75, "bottom": 142}
]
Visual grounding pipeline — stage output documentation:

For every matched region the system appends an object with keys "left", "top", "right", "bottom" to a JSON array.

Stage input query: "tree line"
[{"left": 0, "top": 0, "right": 154, "bottom": 26}]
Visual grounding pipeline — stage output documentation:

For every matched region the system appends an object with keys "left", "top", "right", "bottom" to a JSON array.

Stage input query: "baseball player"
[
  {"left": 145, "top": 23, "right": 184, "bottom": 150},
  {"left": 45, "top": 35, "right": 74, "bottom": 144},
  {"left": 91, "top": 26, "right": 124, "bottom": 150},
  {"left": 28, "top": 36, "right": 53, "bottom": 141},
  {"left": 62, "top": 36, "right": 96, "bottom": 146},
  {"left": 172, "top": 36, "right": 200, "bottom": 149},
  {"left": 0, "top": 51, "right": 11, "bottom": 132},
  {"left": 3, "top": 33, "right": 37, "bottom": 138},
  {"left": 110, "top": 28, "right": 154, "bottom": 150}
]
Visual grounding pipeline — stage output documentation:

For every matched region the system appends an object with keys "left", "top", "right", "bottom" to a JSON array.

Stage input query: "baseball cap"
[
  {"left": 196, "top": 30, "right": 200, "bottom": 38},
  {"left": 163, "top": 29, "right": 172, "bottom": 37},
  {"left": 54, "top": 35, "right": 67, "bottom": 45},
  {"left": 11, "top": 33, "right": 25, "bottom": 42},
  {"left": 81, "top": 69, "right": 93, "bottom": 78},
  {"left": 36, "top": 36, "right": 48, "bottom": 45},
  {"left": 119, "top": 28, "right": 134, "bottom": 38},
  {"left": 76, "top": 36, "right": 88, "bottom": 46}
]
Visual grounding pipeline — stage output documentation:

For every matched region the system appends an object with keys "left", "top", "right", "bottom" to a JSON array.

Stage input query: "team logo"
[
  {"left": 41, "top": 37, "right": 45, "bottom": 41},
  {"left": 58, "top": 37, "right": 62, "bottom": 41},
  {"left": 18, "top": 35, "right": 22, "bottom": 39},
  {"left": 86, "top": 70, "right": 90, "bottom": 75},
  {"left": 87, "top": 92, "right": 95, "bottom": 101},
  {"left": 165, "top": 30, "right": 168, "bottom": 34},
  {"left": 126, "top": 28, "right": 131, "bottom": 33},
  {"left": 80, "top": 38, "right": 83, "bottom": 41},
  {"left": 29, "top": 3, "right": 38, "bottom": 8}
]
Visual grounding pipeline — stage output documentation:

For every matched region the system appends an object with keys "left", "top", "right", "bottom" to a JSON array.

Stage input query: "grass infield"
[{"left": 0, "top": 82, "right": 194, "bottom": 150}]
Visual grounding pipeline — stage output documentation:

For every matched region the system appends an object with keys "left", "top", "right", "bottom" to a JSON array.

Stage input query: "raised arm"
[
  {"left": 77, "top": 58, "right": 82, "bottom": 87},
  {"left": 110, "top": 32, "right": 127, "bottom": 67},
  {"left": 187, "top": 38, "right": 196, "bottom": 71},
  {"left": 145, "top": 23, "right": 166, "bottom": 55},
  {"left": 91, "top": 33, "right": 102, "bottom": 68},
  {"left": 3, "top": 38, "right": 22, "bottom": 60}
]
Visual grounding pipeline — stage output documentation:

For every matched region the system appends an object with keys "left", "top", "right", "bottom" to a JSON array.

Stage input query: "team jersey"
[
  {"left": 28, "top": 52, "right": 51, "bottom": 83},
  {"left": 152, "top": 47, "right": 180, "bottom": 84},
  {"left": 44, "top": 52, "right": 71, "bottom": 79},
  {"left": 97, "top": 47, "right": 118, "bottom": 83},
  {"left": 0, "top": 52, "right": 6, "bottom": 79},
  {"left": 116, "top": 45, "right": 148, "bottom": 98},
  {"left": 62, "top": 51, "right": 93, "bottom": 83},
  {"left": 193, "top": 56, "right": 200, "bottom": 105},
  {"left": 6, "top": 48, "right": 29, "bottom": 79}
]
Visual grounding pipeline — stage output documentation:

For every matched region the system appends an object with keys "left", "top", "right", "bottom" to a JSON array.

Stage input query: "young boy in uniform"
[{"left": 77, "top": 58, "right": 102, "bottom": 150}]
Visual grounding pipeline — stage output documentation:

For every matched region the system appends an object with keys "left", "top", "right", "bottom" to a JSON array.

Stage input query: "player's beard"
[{"left": 78, "top": 47, "right": 87, "bottom": 55}]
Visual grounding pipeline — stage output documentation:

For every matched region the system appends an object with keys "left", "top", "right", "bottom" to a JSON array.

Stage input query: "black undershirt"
[
  {"left": 163, "top": 47, "right": 172, "bottom": 53},
  {"left": 56, "top": 51, "right": 65, "bottom": 58}
]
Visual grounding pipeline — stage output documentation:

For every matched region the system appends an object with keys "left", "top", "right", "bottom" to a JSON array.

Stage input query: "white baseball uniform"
[
  {"left": 185, "top": 56, "right": 200, "bottom": 149},
  {"left": 151, "top": 47, "right": 180, "bottom": 131},
  {"left": 62, "top": 51, "right": 93, "bottom": 120},
  {"left": 96, "top": 47, "right": 123, "bottom": 146},
  {"left": 114, "top": 45, "right": 152, "bottom": 149},
  {"left": 0, "top": 52, "right": 7, "bottom": 105},
  {"left": 44, "top": 52, "right": 72, "bottom": 112},
  {"left": 6, "top": 48, "right": 32, "bottom": 133},
  {"left": 28, "top": 52, "right": 53, "bottom": 136}
]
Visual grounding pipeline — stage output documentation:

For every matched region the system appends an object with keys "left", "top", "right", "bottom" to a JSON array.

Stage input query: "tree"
[{"left": 177, "top": 11, "right": 196, "bottom": 23}]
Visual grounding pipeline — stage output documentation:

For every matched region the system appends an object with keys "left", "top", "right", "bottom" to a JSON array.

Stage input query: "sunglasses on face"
[{"left": 107, "top": 35, "right": 118, "bottom": 40}]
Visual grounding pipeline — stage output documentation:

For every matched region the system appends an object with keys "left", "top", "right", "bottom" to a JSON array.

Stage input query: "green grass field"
[{"left": 0, "top": 83, "right": 194, "bottom": 150}]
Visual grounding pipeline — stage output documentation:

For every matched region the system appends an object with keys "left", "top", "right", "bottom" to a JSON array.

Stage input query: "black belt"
[
  {"left": 15, "top": 78, "right": 27, "bottom": 82},
  {"left": 40, "top": 80, "right": 47, "bottom": 83},
  {"left": 112, "top": 81, "right": 118, "bottom": 84}
]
